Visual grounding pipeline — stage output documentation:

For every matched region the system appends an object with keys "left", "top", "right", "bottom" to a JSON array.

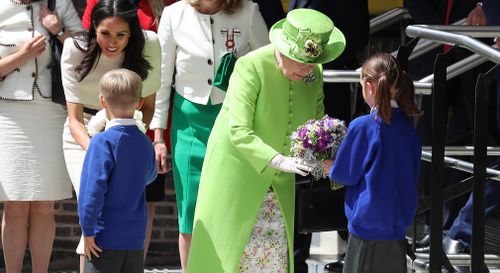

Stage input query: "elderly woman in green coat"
[{"left": 187, "top": 9, "right": 346, "bottom": 273}]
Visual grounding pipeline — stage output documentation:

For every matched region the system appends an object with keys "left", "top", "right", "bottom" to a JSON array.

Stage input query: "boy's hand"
[
  {"left": 322, "top": 159, "right": 334, "bottom": 175},
  {"left": 84, "top": 236, "right": 102, "bottom": 261}
]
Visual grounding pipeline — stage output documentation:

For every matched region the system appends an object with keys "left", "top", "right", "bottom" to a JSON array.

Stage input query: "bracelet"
[
  {"left": 153, "top": 140, "right": 165, "bottom": 146},
  {"left": 476, "top": 2, "right": 483, "bottom": 7}
]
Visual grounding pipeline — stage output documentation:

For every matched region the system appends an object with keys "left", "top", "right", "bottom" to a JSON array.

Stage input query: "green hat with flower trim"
[{"left": 270, "top": 8, "right": 346, "bottom": 64}]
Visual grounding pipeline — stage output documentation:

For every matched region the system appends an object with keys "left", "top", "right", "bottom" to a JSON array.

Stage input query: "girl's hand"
[
  {"left": 83, "top": 236, "right": 102, "bottom": 261},
  {"left": 39, "top": 4, "right": 63, "bottom": 35},
  {"left": 322, "top": 159, "right": 334, "bottom": 175}
]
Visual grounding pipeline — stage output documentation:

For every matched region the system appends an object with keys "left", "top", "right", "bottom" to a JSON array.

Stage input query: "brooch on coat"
[
  {"left": 221, "top": 28, "right": 240, "bottom": 52},
  {"left": 303, "top": 72, "right": 317, "bottom": 85}
]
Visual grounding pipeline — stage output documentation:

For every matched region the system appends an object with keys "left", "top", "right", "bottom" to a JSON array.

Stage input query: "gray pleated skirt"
[{"left": 343, "top": 234, "right": 407, "bottom": 273}]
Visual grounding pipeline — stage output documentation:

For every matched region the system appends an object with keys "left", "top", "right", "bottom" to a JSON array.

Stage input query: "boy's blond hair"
[{"left": 100, "top": 69, "right": 142, "bottom": 109}]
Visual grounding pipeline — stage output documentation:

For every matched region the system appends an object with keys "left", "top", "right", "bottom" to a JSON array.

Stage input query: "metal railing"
[
  {"left": 421, "top": 151, "right": 500, "bottom": 181},
  {"left": 323, "top": 24, "right": 499, "bottom": 95},
  {"left": 404, "top": 25, "right": 499, "bottom": 273},
  {"left": 408, "top": 19, "right": 467, "bottom": 60},
  {"left": 369, "top": 7, "right": 412, "bottom": 35},
  {"left": 422, "top": 146, "right": 500, "bottom": 157},
  {"left": 405, "top": 25, "right": 500, "bottom": 63},
  {"left": 323, "top": 70, "right": 434, "bottom": 94}
]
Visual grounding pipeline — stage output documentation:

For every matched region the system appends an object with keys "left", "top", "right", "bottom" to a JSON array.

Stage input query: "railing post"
[
  {"left": 396, "top": 37, "right": 419, "bottom": 70},
  {"left": 471, "top": 65, "right": 497, "bottom": 273},
  {"left": 429, "top": 49, "right": 455, "bottom": 273}
]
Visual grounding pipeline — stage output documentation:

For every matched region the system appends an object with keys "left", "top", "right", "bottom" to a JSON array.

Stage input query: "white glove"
[{"left": 268, "top": 154, "right": 314, "bottom": 176}]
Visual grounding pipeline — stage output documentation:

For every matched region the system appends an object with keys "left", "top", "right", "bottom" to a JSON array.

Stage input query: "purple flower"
[{"left": 290, "top": 115, "right": 347, "bottom": 166}]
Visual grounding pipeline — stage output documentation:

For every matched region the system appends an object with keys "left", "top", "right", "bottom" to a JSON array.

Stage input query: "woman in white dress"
[
  {"left": 60, "top": 0, "right": 160, "bottom": 271},
  {"left": 0, "top": 0, "right": 83, "bottom": 272}
]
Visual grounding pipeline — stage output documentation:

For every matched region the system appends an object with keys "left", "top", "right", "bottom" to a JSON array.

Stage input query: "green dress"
[{"left": 186, "top": 45, "right": 325, "bottom": 273}]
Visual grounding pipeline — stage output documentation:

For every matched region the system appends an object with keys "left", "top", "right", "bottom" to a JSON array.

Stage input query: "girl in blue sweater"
[{"left": 323, "top": 53, "right": 422, "bottom": 273}]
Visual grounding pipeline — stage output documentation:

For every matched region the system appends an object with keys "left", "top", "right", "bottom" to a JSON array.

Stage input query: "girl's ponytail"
[
  {"left": 396, "top": 71, "right": 422, "bottom": 118},
  {"left": 375, "top": 73, "right": 393, "bottom": 124}
]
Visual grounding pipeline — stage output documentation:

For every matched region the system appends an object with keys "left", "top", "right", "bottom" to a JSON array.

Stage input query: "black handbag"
[
  {"left": 296, "top": 176, "right": 348, "bottom": 234},
  {"left": 47, "top": 0, "right": 65, "bottom": 105}
]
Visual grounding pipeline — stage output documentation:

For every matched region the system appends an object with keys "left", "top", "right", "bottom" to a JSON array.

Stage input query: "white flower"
[
  {"left": 86, "top": 109, "right": 148, "bottom": 137},
  {"left": 87, "top": 109, "right": 108, "bottom": 137},
  {"left": 133, "top": 111, "right": 147, "bottom": 134}
]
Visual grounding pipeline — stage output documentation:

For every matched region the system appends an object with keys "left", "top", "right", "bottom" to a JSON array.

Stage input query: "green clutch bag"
[{"left": 213, "top": 52, "right": 237, "bottom": 92}]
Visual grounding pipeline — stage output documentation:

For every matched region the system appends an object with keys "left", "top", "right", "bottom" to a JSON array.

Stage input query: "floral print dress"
[{"left": 237, "top": 189, "right": 289, "bottom": 273}]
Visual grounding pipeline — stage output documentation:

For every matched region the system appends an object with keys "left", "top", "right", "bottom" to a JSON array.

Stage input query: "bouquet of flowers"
[
  {"left": 290, "top": 115, "right": 347, "bottom": 189},
  {"left": 87, "top": 109, "right": 147, "bottom": 137}
]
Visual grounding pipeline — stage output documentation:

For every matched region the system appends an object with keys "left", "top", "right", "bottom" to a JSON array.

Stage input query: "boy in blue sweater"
[
  {"left": 323, "top": 53, "right": 422, "bottom": 273},
  {"left": 78, "top": 69, "right": 157, "bottom": 273}
]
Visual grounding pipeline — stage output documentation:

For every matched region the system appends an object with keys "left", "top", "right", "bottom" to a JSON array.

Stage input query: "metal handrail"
[
  {"left": 422, "top": 146, "right": 500, "bottom": 156},
  {"left": 369, "top": 8, "right": 413, "bottom": 35},
  {"left": 322, "top": 70, "right": 433, "bottom": 94},
  {"left": 322, "top": 70, "right": 359, "bottom": 83},
  {"left": 323, "top": 24, "right": 499, "bottom": 95},
  {"left": 406, "top": 25, "right": 500, "bottom": 63},
  {"left": 407, "top": 19, "right": 467, "bottom": 60},
  {"left": 421, "top": 151, "right": 500, "bottom": 182},
  {"left": 412, "top": 25, "right": 500, "bottom": 38}
]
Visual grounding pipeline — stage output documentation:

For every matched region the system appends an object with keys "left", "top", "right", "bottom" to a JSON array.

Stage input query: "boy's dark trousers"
[{"left": 83, "top": 249, "right": 144, "bottom": 273}]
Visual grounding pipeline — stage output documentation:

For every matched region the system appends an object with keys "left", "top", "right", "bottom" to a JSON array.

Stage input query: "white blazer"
[
  {"left": 150, "top": 0, "right": 269, "bottom": 130},
  {"left": 0, "top": 0, "right": 83, "bottom": 101}
]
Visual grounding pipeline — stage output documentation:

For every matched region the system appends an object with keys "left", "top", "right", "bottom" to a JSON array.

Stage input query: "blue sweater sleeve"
[
  {"left": 329, "top": 118, "right": 379, "bottom": 186},
  {"left": 78, "top": 136, "right": 114, "bottom": 237},
  {"left": 146, "top": 144, "right": 158, "bottom": 185}
]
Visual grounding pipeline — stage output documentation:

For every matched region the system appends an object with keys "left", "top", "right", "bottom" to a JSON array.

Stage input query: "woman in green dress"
[
  {"left": 150, "top": 0, "right": 269, "bottom": 271},
  {"left": 187, "top": 9, "right": 346, "bottom": 273}
]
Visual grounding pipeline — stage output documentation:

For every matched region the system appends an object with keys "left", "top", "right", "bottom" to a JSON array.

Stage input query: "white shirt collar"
[
  {"left": 105, "top": 118, "right": 137, "bottom": 131},
  {"left": 370, "top": 100, "right": 399, "bottom": 114}
]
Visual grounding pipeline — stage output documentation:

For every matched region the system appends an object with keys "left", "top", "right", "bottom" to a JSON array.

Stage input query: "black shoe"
[
  {"left": 414, "top": 235, "right": 469, "bottom": 254},
  {"left": 324, "top": 254, "right": 345, "bottom": 273},
  {"left": 415, "top": 245, "right": 431, "bottom": 253},
  {"left": 442, "top": 235, "right": 469, "bottom": 254},
  {"left": 414, "top": 233, "right": 431, "bottom": 248}
]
